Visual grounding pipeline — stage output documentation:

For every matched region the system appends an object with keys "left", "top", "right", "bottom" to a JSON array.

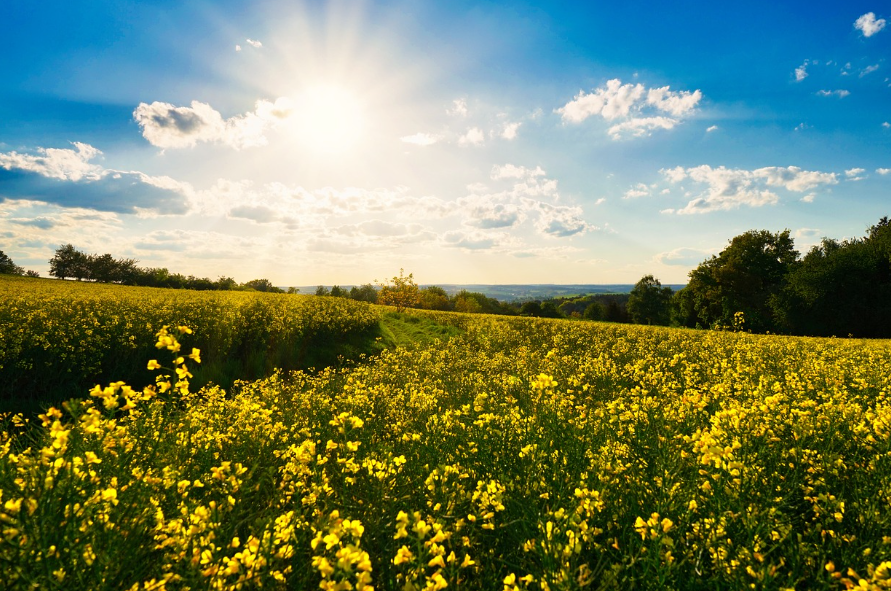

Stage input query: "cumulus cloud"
[
  {"left": 860, "top": 64, "right": 880, "bottom": 77},
  {"left": 607, "top": 116, "right": 678, "bottom": 139},
  {"left": 529, "top": 201, "right": 591, "bottom": 237},
  {"left": 877, "top": 168, "right": 891, "bottom": 175},
  {"left": 501, "top": 121, "right": 522, "bottom": 140},
  {"left": 400, "top": 133, "right": 441, "bottom": 146},
  {"left": 706, "top": 125, "right": 719, "bottom": 133},
  {"left": 623, "top": 183, "right": 650, "bottom": 199},
  {"left": 458, "top": 127, "right": 485, "bottom": 146},
  {"left": 816, "top": 89, "right": 850, "bottom": 98},
  {"left": 800, "top": 193, "right": 816, "bottom": 203},
  {"left": 133, "top": 97, "right": 294, "bottom": 150},
  {"left": 491, "top": 164, "right": 546, "bottom": 180},
  {"left": 235, "top": 44, "right": 242, "bottom": 52},
  {"left": 884, "top": 122, "right": 891, "bottom": 129},
  {"left": 659, "top": 165, "right": 838, "bottom": 214},
  {"left": 556, "top": 78, "right": 702, "bottom": 139},
  {"left": 246, "top": 38, "right": 263, "bottom": 48},
  {"left": 0, "top": 142, "right": 190, "bottom": 214},
  {"left": 855, "top": 12, "right": 886, "bottom": 37}
]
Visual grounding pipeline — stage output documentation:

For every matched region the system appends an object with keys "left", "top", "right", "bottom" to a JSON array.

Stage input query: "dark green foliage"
[
  {"left": 627, "top": 275, "right": 673, "bottom": 325},
  {"left": 0, "top": 250, "right": 25, "bottom": 275},
  {"left": 243, "top": 279, "right": 284, "bottom": 293},
  {"left": 682, "top": 230, "right": 798, "bottom": 332},
  {"left": 349, "top": 283, "right": 378, "bottom": 303},
  {"left": 773, "top": 218, "right": 891, "bottom": 337}
]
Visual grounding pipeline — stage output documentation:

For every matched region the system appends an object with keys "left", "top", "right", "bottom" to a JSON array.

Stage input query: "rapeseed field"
[
  {"left": 2, "top": 282, "right": 891, "bottom": 589},
  {"left": 0, "top": 275, "right": 380, "bottom": 413}
]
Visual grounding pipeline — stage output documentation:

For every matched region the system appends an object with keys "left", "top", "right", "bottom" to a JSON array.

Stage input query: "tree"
[
  {"left": 583, "top": 301, "right": 605, "bottom": 321},
  {"left": 49, "top": 244, "right": 88, "bottom": 280},
  {"left": 520, "top": 301, "right": 543, "bottom": 317},
  {"left": 419, "top": 286, "right": 450, "bottom": 310},
  {"left": 350, "top": 284, "right": 378, "bottom": 303},
  {"left": 0, "top": 250, "right": 24, "bottom": 275},
  {"left": 377, "top": 269, "right": 420, "bottom": 312},
  {"left": 25, "top": 270, "right": 40, "bottom": 278},
  {"left": 627, "top": 275, "right": 673, "bottom": 325},
  {"left": 773, "top": 218, "right": 891, "bottom": 337},
  {"left": 244, "top": 278, "right": 283, "bottom": 293},
  {"left": 315, "top": 285, "right": 330, "bottom": 296},
  {"left": 329, "top": 285, "right": 348, "bottom": 298},
  {"left": 685, "top": 229, "right": 798, "bottom": 332}
]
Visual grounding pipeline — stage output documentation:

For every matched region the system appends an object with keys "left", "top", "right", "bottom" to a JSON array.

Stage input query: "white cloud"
[
  {"left": 756, "top": 166, "right": 838, "bottom": 191},
  {"left": 645, "top": 86, "right": 703, "bottom": 116},
  {"left": 400, "top": 133, "right": 441, "bottom": 146},
  {"left": 623, "top": 183, "right": 650, "bottom": 199},
  {"left": 442, "top": 230, "right": 502, "bottom": 250},
  {"left": 458, "top": 127, "right": 485, "bottom": 146},
  {"left": 246, "top": 38, "right": 263, "bottom": 48},
  {"left": 528, "top": 201, "right": 591, "bottom": 237},
  {"left": 794, "top": 228, "right": 821, "bottom": 239},
  {"left": 0, "top": 142, "right": 191, "bottom": 214},
  {"left": 235, "top": 44, "right": 242, "bottom": 52},
  {"left": 800, "top": 194, "right": 816, "bottom": 203},
  {"left": 877, "top": 168, "right": 891, "bottom": 175},
  {"left": 706, "top": 125, "right": 718, "bottom": 133},
  {"left": 133, "top": 97, "right": 294, "bottom": 150},
  {"left": 883, "top": 122, "right": 891, "bottom": 129},
  {"left": 795, "top": 62, "right": 808, "bottom": 82},
  {"left": 659, "top": 165, "right": 838, "bottom": 214},
  {"left": 447, "top": 98, "right": 468, "bottom": 117},
  {"left": 608, "top": 117, "right": 678, "bottom": 139},
  {"left": 501, "top": 121, "right": 522, "bottom": 140},
  {"left": 855, "top": 12, "right": 886, "bottom": 37},
  {"left": 556, "top": 78, "right": 701, "bottom": 140},
  {"left": 655, "top": 247, "right": 715, "bottom": 266},
  {"left": 816, "top": 89, "right": 850, "bottom": 98},
  {"left": 845, "top": 167, "right": 866, "bottom": 181},
  {"left": 860, "top": 64, "right": 880, "bottom": 77},
  {"left": 491, "top": 164, "right": 545, "bottom": 180}
]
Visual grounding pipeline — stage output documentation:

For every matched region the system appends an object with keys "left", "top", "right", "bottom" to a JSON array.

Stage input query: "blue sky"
[{"left": 1, "top": 0, "right": 889, "bottom": 285}]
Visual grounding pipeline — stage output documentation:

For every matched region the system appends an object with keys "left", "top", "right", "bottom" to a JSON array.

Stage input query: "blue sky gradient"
[{"left": 1, "top": 0, "right": 889, "bottom": 284}]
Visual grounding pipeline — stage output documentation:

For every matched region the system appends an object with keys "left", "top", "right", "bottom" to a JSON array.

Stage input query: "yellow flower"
[{"left": 147, "top": 359, "right": 161, "bottom": 370}]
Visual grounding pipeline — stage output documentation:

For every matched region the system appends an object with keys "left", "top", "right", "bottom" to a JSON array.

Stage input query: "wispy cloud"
[
  {"left": 816, "top": 89, "right": 850, "bottom": 98},
  {"left": 400, "top": 133, "right": 442, "bottom": 146},
  {"left": 794, "top": 61, "right": 809, "bottom": 82}
]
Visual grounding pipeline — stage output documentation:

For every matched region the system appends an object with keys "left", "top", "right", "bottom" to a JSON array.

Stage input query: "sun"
[{"left": 291, "top": 84, "right": 366, "bottom": 154}]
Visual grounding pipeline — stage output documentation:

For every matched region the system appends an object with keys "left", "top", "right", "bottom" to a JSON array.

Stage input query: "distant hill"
[{"left": 290, "top": 284, "right": 687, "bottom": 302}]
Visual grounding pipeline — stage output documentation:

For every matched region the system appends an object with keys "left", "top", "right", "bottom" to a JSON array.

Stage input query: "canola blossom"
[
  {"left": 0, "top": 275, "right": 380, "bottom": 412},
  {"left": 1, "top": 295, "right": 891, "bottom": 589}
]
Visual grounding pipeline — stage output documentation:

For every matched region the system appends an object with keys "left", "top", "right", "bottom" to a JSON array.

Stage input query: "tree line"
[
  {"left": 7, "top": 215, "right": 890, "bottom": 337},
  {"left": 43, "top": 244, "right": 284, "bottom": 292},
  {"left": 593, "top": 216, "right": 891, "bottom": 338}
]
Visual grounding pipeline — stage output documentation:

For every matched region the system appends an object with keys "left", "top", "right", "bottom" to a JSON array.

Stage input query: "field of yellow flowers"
[
  {"left": 2, "top": 284, "right": 891, "bottom": 589},
  {"left": 0, "top": 275, "right": 380, "bottom": 414}
]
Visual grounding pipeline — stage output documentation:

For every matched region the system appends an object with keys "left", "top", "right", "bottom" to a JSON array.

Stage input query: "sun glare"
[{"left": 291, "top": 84, "right": 365, "bottom": 154}]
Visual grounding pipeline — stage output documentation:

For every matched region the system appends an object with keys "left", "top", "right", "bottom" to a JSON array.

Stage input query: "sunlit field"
[
  {"left": 0, "top": 275, "right": 380, "bottom": 414},
  {"left": 2, "top": 280, "right": 891, "bottom": 590}
]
